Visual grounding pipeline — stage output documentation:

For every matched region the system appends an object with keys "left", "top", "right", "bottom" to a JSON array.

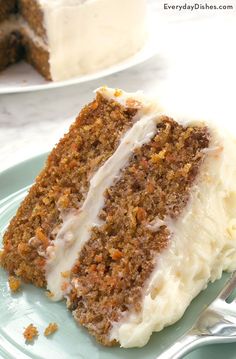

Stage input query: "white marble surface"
[{"left": 0, "top": 1, "right": 236, "bottom": 172}]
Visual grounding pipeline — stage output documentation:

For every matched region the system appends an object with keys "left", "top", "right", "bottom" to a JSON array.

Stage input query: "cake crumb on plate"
[
  {"left": 44, "top": 323, "right": 58, "bottom": 337},
  {"left": 23, "top": 324, "right": 38, "bottom": 342},
  {"left": 8, "top": 276, "right": 21, "bottom": 293}
]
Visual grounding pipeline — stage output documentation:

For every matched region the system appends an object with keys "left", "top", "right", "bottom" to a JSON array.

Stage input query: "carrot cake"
[
  {"left": 0, "top": 0, "right": 147, "bottom": 81},
  {"left": 2, "top": 87, "right": 236, "bottom": 347}
]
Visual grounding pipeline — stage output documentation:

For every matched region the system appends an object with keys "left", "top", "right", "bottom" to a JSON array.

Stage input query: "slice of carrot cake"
[{"left": 2, "top": 87, "right": 236, "bottom": 347}]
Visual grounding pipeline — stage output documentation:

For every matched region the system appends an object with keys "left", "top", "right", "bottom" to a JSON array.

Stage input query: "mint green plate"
[{"left": 1, "top": 154, "right": 236, "bottom": 359}]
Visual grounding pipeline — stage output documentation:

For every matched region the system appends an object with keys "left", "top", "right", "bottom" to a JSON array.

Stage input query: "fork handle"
[{"left": 157, "top": 333, "right": 203, "bottom": 359}]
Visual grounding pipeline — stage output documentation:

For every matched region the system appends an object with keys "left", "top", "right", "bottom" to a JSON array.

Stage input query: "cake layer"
[
  {"left": 0, "top": 0, "right": 17, "bottom": 23},
  {"left": 1, "top": 92, "right": 138, "bottom": 287},
  {"left": 0, "top": 18, "right": 24, "bottom": 71}
]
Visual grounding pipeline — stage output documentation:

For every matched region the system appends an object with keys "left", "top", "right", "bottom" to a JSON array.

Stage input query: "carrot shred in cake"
[
  {"left": 8, "top": 275, "right": 21, "bottom": 292},
  {"left": 44, "top": 323, "right": 58, "bottom": 337},
  {"left": 23, "top": 324, "right": 38, "bottom": 342}
]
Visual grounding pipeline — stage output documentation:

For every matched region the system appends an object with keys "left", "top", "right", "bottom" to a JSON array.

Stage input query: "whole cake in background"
[
  {"left": 2, "top": 87, "right": 236, "bottom": 347},
  {"left": 0, "top": 0, "right": 147, "bottom": 81}
]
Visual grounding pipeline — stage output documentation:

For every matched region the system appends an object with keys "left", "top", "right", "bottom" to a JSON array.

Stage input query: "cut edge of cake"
[{"left": 0, "top": 1, "right": 51, "bottom": 79}]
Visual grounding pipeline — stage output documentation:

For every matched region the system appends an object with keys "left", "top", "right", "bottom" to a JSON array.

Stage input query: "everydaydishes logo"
[{"left": 163, "top": 2, "right": 234, "bottom": 11}]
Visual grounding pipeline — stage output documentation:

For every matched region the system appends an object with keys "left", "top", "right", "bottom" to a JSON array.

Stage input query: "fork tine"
[{"left": 218, "top": 271, "right": 236, "bottom": 300}]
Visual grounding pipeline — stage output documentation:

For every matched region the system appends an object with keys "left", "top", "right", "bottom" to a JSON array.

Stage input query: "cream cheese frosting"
[{"left": 38, "top": 0, "right": 147, "bottom": 81}]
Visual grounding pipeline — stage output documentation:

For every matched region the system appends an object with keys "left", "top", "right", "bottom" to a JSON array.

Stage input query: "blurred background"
[{"left": 0, "top": 0, "right": 235, "bottom": 172}]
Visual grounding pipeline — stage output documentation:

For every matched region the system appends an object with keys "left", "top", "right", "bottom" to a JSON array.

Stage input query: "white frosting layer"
[
  {"left": 45, "top": 92, "right": 161, "bottom": 300},
  {"left": 110, "top": 127, "right": 236, "bottom": 347},
  {"left": 38, "top": 0, "right": 146, "bottom": 81}
]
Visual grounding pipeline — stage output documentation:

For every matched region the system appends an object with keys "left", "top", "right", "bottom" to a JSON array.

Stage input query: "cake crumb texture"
[
  {"left": 0, "top": 0, "right": 17, "bottom": 23},
  {"left": 44, "top": 323, "right": 58, "bottom": 337},
  {"left": 23, "top": 324, "right": 38, "bottom": 342}
]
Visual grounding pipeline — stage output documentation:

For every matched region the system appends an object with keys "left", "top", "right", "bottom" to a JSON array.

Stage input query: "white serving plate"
[{"left": 0, "top": 12, "right": 158, "bottom": 94}]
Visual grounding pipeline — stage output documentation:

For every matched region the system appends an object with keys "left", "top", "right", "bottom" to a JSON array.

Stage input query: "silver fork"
[{"left": 157, "top": 272, "right": 236, "bottom": 359}]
